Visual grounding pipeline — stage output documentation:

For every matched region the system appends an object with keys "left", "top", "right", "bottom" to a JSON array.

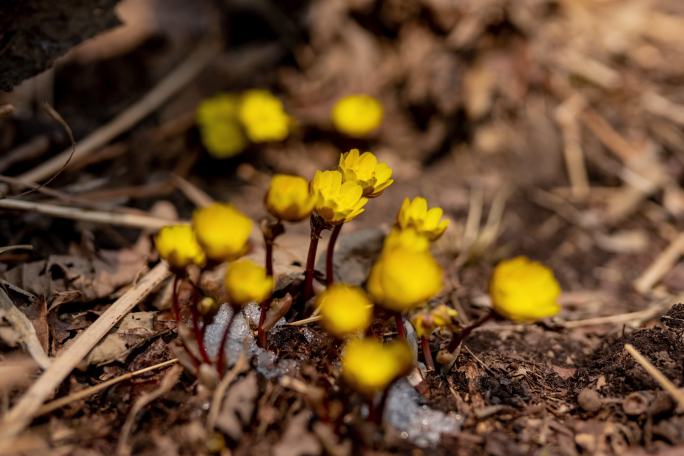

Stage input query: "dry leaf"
[
  {"left": 0, "top": 287, "right": 51, "bottom": 369},
  {"left": 83, "top": 311, "right": 157, "bottom": 367},
  {"left": 215, "top": 372, "right": 258, "bottom": 441},
  {"left": 273, "top": 411, "right": 321, "bottom": 456}
]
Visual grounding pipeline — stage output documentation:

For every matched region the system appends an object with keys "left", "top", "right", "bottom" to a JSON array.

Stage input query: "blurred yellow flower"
[
  {"left": 490, "top": 256, "right": 561, "bottom": 322},
  {"left": 368, "top": 247, "right": 443, "bottom": 312},
  {"left": 155, "top": 225, "right": 206, "bottom": 269},
  {"left": 338, "top": 149, "right": 393, "bottom": 197},
  {"left": 383, "top": 227, "right": 430, "bottom": 253},
  {"left": 192, "top": 203, "right": 253, "bottom": 261},
  {"left": 311, "top": 170, "right": 368, "bottom": 224},
  {"left": 196, "top": 93, "right": 247, "bottom": 158},
  {"left": 411, "top": 304, "right": 459, "bottom": 338},
  {"left": 341, "top": 338, "right": 413, "bottom": 395},
  {"left": 317, "top": 284, "right": 373, "bottom": 338},
  {"left": 198, "top": 296, "right": 220, "bottom": 316},
  {"left": 332, "top": 94, "right": 383, "bottom": 137},
  {"left": 238, "top": 89, "right": 290, "bottom": 143},
  {"left": 265, "top": 174, "right": 315, "bottom": 222},
  {"left": 225, "top": 259, "right": 274, "bottom": 306},
  {"left": 396, "top": 197, "right": 449, "bottom": 241}
]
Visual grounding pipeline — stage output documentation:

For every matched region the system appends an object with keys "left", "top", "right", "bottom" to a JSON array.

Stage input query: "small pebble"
[{"left": 577, "top": 387, "right": 602, "bottom": 412}]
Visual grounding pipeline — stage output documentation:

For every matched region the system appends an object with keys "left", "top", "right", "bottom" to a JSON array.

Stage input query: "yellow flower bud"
[
  {"left": 396, "top": 197, "right": 449, "bottom": 241},
  {"left": 224, "top": 259, "right": 274, "bottom": 306},
  {"left": 192, "top": 203, "right": 253, "bottom": 261},
  {"left": 265, "top": 174, "right": 315, "bottom": 222},
  {"left": 490, "top": 256, "right": 561, "bottom": 322},
  {"left": 238, "top": 89, "right": 290, "bottom": 143},
  {"left": 331, "top": 95, "right": 383, "bottom": 137},
  {"left": 317, "top": 284, "right": 373, "bottom": 338},
  {"left": 198, "top": 296, "right": 220, "bottom": 316},
  {"left": 383, "top": 228, "right": 430, "bottom": 253},
  {"left": 411, "top": 304, "right": 459, "bottom": 338},
  {"left": 196, "top": 93, "right": 247, "bottom": 158},
  {"left": 341, "top": 338, "right": 413, "bottom": 395},
  {"left": 311, "top": 170, "right": 368, "bottom": 224},
  {"left": 154, "top": 224, "right": 206, "bottom": 269},
  {"left": 338, "top": 149, "right": 394, "bottom": 197},
  {"left": 368, "top": 247, "right": 443, "bottom": 312}
]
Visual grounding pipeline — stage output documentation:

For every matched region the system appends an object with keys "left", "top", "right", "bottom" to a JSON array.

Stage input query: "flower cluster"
[{"left": 196, "top": 90, "right": 291, "bottom": 158}]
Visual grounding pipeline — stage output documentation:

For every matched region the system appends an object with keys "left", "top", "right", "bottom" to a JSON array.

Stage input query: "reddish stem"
[
  {"left": 171, "top": 275, "right": 181, "bottom": 322},
  {"left": 447, "top": 310, "right": 494, "bottom": 352},
  {"left": 395, "top": 314, "right": 406, "bottom": 340},
  {"left": 326, "top": 223, "right": 343, "bottom": 286},
  {"left": 190, "top": 301, "right": 211, "bottom": 365},
  {"left": 257, "top": 221, "right": 279, "bottom": 348},
  {"left": 303, "top": 217, "right": 324, "bottom": 301},
  {"left": 216, "top": 309, "right": 238, "bottom": 374},
  {"left": 421, "top": 336, "right": 435, "bottom": 371}
]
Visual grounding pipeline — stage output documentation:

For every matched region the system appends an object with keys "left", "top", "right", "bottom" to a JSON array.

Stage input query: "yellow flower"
[
  {"left": 196, "top": 93, "right": 247, "bottom": 158},
  {"left": 338, "top": 149, "right": 394, "bottom": 197},
  {"left": 341, "top": 338, "right": 413, "bottom": 395},
  {"left": 490, "top": 256, "right": 561, "bottom": 322},
  {"left": 317, "top": 284, "right": 373, "bottom": 338},
  {"left": 265, "top": 174, "right": 315, "bottom": 222},
  {"left": 192, "top": 203, "right": 253, "bottom": 261},
  {"left": 368, "top": 247, "right": 443, "bottom": 312},
  {"left": 311, "top": 170, "right": 368, "bottom": 224},
  {"left": 411, "top": 304, "right": 459, "bottom": 338},
  {"left": 331, "top": 94, "right": 383, "bottom": 137},
  {"left": 383, "top": 228, "right": 430, "bottom": 253},
  {"left": 225, "top": 259, "right": 274, "bottom": 306},
  {"left": 154, "top": 224, "right": 206, "bottom": 269},
  {"left": 238, "top": 89, "right": 290, "bottom": 143},
  {"left": 396, "top": 197, "right": 449, "bottom": 241}
]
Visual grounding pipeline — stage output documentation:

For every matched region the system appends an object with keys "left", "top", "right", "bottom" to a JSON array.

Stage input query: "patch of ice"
[{"left": 385, "top": 380, "right": 463, "bottom": 447}]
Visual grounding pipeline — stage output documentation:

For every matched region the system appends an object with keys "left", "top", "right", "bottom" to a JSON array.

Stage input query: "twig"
[
  {"left": 17, "top": 41, "right": 219, "bottom": 185},
  {"left": 116, "top": 364, "right": 182, "bottom": 456},
  {"left": 207, "top": 352, "right": 248, "bottom": 430},
  {"left": 286, "top": 314, "right": 321, "bottom": 326},
  {"left": 0, "top": 136, "right": 50, "bottom": 174},
  {"left": 555, "top": 95, "right": 590, "bottom": 200},
  {"left": 35, "top": 359, "right": 178, "bottom": 417},
  {"left": 624, "top": 344, "right": 684, "bottom": 410},
  {"left": 634, "top": 233, "right": 684, "bottom": 294},
  {"left": 0, "top": 262, "right": 170, "bottom": 449},
  {"left": 171, "top": 174, "right": 215, "bottom": 208},
  {"left": 0, "top": 287, "right": 50, "bottom": 369},
  {"left": 0, "top": 198, "right": 181, "bottom": 230},
  {"left": 561, "top": 303, "right": 669, "bottom": 328}
]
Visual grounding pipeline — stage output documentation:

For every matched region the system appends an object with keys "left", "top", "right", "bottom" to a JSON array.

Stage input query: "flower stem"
[
  {"left": 395, "top": 313, "right": 406, "bottom": 340},
  {"left": 447, "top": 309, "right": 494, "bottom": 352},
  {"left": 216, "top": 308, "right": 238, "bottom": 374},
  {"left": 421, "top": 336, "right": 435, "bottom": 371},
  {"left": 257, "top": 219, "right": 283, "bottom": 348},
  {"left": 303, "top": 216, "right": 324, "bottom": 302},
  {"left": 171, "top": 275, "right": 181, "bottom": 322},
  {"left": 326, "top": 223, "right": 343, "bottom": 286},
  {"left": 190, "top": 297, "right": 211, "bottom": 365}
]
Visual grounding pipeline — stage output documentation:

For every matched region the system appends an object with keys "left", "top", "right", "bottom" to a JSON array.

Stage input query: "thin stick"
[
  {"left": 0, "top": 262, "right": 170, "bottom": 448},
  {"left": 17, "top": 41, "right": 219, "bottom": 185},
  {"left": 286, "top": 315, "right": 321, "bottom": 326},
  {"left": 171, "top": 174, "right": 214, "bottom": 208},
  {"left": 555, "top": 96, "right": 590, "bottom": 200},
  {"left": 634, "top": 233, "right": 684, "bottom": 294},
  {"left": 35, "top": 359, "right": 178, "bottom": 417},
  {"left": 0, "top": 198, "right": 181, "bottom": 230},
  {"left": 562, "top": 304, "right": 669, "bottom": 328},
  {"left": 624, "top": 344, "right": 684, "bottom": 410}
]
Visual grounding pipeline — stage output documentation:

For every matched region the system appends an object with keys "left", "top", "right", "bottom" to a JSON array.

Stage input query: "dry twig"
[
  {"left": 0, "top": 262, "right": 170, "bottom": 449},
  {"left": 634, "top": 233, "right": 684, "bottom": 294},
  {"left": 624, "top": 344, "right": 684, "bottom": 411}
]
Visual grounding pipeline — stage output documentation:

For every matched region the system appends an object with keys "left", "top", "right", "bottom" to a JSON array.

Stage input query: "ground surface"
[{"left": 1, "top": 0, "right": 684, "bottom": 454}]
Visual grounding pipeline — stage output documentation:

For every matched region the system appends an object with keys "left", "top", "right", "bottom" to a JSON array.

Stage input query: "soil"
[{"left": 2, "top": 0, "right": 684, "bottom": 455}]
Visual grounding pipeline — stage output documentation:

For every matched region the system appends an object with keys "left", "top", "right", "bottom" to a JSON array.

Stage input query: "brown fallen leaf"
[
  {"left": 273, "top": 410, "right": 321, "bottom": 456},
  {"left": 83, "top": 311, "right": 157, "bottom": 367},
  {"left": 215, "top": 371, "right": 258, "bottom": 441}
]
